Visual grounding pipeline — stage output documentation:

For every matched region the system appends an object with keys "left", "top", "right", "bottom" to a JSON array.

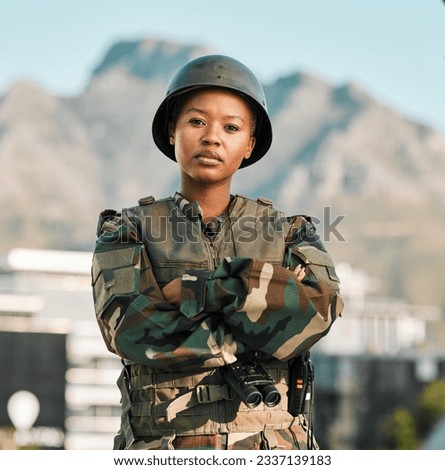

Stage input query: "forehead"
[{"left": 177, "top": 87, "right": 254, "bottom": 116}]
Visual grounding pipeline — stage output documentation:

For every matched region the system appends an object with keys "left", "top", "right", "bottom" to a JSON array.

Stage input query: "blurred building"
[
  {"left": 315, "top": 262, "right": 445, "bottom": 357},
  {"left": 0, "top": 248, "right": 121, "bottom": 450},
  {"left": 312, "top": 262, "right": 445, "bottom": 450},
  {"left": 0, "top": 249, "right": 444, "bottom": 449}
]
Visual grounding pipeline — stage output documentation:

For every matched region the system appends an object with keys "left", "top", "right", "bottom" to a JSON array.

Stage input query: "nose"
[{"left": 201, "top": 123, "right": 221, "bottom": 146}]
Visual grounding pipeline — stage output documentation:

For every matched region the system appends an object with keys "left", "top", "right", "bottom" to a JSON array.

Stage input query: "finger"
[{"left": 296, "top": 267, "right": 306, "bottom": 281}]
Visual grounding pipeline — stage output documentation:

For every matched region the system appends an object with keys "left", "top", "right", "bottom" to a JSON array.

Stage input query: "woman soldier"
[{"left": 92, "top": 55, "right": 344, "bottom": 450}]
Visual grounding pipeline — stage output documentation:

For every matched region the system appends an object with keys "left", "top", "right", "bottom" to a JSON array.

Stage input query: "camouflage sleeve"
[
  {"left": 92, "top": 209, "right": 235, "bottom": 371},
  {"left": 180, "top": 220, "right": 344, "bottom": 361}
]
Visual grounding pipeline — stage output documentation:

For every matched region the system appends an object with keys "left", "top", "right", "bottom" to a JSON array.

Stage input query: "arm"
[
  {"left": 179, "top": 218, "right": 344, "bottom": 361},
  {"left": 180, "top": 258, "right": 343, "bottom": 362},
  {"left": 162, "top": 264, "right": 306, "bottom": 306},
  {"left": 92, "top": 209, "right": 234, "bottom": 371}
]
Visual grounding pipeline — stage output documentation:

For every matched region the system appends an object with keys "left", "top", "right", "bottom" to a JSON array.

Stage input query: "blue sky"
[{"left": 1, "top": 0, "right": 444, "bottom": 133}]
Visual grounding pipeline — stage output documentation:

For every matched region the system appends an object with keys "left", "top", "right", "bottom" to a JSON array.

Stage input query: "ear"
[
  {"left": 244, "top": 136, "right": 256, "bottom": 161},
  {"left": 168, "top": 122, "right": 175, "bottom": 145}
]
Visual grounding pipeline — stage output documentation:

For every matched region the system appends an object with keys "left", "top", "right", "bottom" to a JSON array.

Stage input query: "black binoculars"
[{"left": 223, "top": 361, "right": 281, "bottom": 409}]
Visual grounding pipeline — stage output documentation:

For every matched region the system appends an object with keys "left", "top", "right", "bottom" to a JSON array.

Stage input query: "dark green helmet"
[{"left": 152, "top": 54, "right": 273, "bottom": 168}]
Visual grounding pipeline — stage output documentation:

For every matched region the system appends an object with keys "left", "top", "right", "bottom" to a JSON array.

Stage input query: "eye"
[
  {"left": 225, "top": 124, "right": 240, "bottom": 132},
  {"left": 188, "top": 118, "right": 205, "bottom": 126}
]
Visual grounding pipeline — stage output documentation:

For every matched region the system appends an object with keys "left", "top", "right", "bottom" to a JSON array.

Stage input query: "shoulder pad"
[
  {"left": 99, "top": 209, "right": 118, "bottom": 219},
  {"left": 96, "top": 209, "right": 119, "bottom": 237},
  {"left": 138, "top": 195, "right": 156, "bottom": 206},
  {"left": 288, "top": 214, "right": 312, "bottom": 226},
  {"left": 256, "top": 196, "right": 273, "bottom": 207},
  {"left": 285, "top": 214, "right": 320, "bottom": 247}
]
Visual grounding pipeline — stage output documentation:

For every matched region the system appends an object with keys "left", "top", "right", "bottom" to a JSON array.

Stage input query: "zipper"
[{"left": 208, "top": 240, "right": 219, "bottom": 269}]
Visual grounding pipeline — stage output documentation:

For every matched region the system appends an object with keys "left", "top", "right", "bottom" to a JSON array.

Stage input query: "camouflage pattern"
[
  {"left": 92, "top": 193, "right": 343, "bottom": 449},
  {"left": 123, "top": 421, "right": 318, "bottom": 450}
]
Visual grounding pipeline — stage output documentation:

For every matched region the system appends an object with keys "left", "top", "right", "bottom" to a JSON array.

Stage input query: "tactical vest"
[
  {"left": 130, "top": 195, "right": 292, "bottom": 287},
  {"left": 116, "top": 195, "right": 304, "bottom": 449}
]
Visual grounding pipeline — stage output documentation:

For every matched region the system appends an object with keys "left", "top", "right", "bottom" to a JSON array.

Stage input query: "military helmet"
[{"left": 152, "top": 54, "right": 273, "bottom": 168}]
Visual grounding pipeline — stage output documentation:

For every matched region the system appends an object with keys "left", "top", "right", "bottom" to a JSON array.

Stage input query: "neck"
[{"left": 179, "top": 180, "right": 231, "bottom": 221}]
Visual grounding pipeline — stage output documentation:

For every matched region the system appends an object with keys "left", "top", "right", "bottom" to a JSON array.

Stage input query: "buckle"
[{"left": 195, "top": 384, "right": 231, "bottom": 404}]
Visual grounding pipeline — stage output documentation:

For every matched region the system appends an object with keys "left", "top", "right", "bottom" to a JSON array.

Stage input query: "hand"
[
  {"left": 294, "top": 264, "right": 306, "bottom": 281},
  {"left": 161, "top": 277, "right": 182, "bottom": 307}
]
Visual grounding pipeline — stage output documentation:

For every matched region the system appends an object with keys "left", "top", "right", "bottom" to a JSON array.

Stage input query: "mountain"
[{"left": 1, "top": 37, "right": 445, "bottom": 308}]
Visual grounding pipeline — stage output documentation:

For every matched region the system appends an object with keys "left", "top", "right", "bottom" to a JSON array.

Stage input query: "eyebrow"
[{"left": 184, "top": 107, "right": 246, "bottom": 123}]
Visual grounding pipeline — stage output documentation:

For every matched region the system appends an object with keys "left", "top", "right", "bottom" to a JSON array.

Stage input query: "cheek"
[{"left": 173, "top": 140, "right": 194, "bottom": 168}]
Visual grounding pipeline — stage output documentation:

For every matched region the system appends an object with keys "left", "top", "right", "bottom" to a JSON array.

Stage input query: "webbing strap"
[{"left": 165, "top": 384, "right": 232, "bottom": 422}]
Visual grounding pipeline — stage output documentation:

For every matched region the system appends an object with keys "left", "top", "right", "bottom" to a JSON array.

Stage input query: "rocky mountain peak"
[
  {"left": 91, "top": 36, "right": 211, "bottom": 82},
  {"left": 0, "top": 80, "right": 58, "bottom": 125}
]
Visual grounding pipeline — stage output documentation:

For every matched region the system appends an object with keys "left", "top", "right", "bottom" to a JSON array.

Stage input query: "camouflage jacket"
[{"left": 92, "top": 194, "right": 343, "bottom": 372}]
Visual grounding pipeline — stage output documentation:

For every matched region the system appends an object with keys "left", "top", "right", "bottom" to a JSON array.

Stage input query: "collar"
[
  {"left": 173, "top": 192, "right": 230, "bottom": 238},
  {"left": 173, "top": 192, "right": 202, "bottom": 225}
]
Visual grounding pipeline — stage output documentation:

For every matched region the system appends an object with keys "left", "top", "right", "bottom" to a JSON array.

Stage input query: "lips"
[{"left": 195, "top": 150, "right": 223, "bottom": 165}]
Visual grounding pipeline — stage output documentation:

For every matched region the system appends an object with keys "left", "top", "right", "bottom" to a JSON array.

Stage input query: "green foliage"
[
  {"left": 383, "top": 407, "right": 418, "bottom": 450},
  {"left": 415, "top": 379, "right": 445, "bottom": 438},
  {"left": 418, "top": 379, "right": 445, "bottom": 419},
  {"left": 383, "top": 379, "right": 445, "bottom": 449}
]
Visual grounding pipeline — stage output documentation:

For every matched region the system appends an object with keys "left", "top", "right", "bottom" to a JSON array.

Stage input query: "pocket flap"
[
  {"left": 92, "top": 246, "right": 140, "bottom": 285},
  {"left": 292, "top": 245, "right": 340, "bottom": 283}
]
